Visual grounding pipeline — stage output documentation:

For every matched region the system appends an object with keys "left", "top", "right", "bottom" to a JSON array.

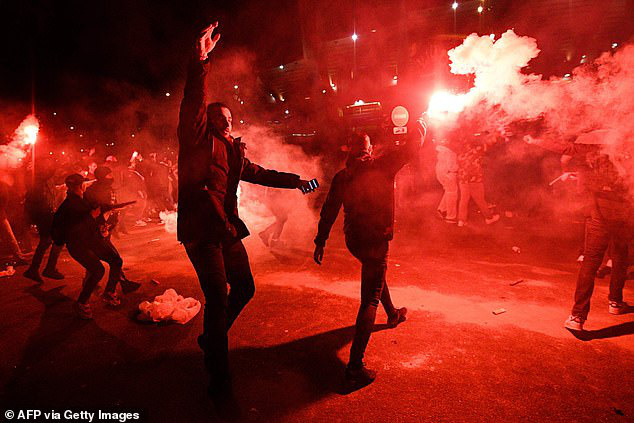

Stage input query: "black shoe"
[
  {"left": 387, "top": 307, "right": 408, "bottom": 328},
  {"left": 120, "top": 279, "right": 142, "bottom": 294},
  {"left": 23, "top": 267, "right": 43, "bottom": 283},
  {"left": 42, "top": 268, "right": 64, "bottom": 280},
  {"left": 345, "top": 363, "right": 376, "bottom": 389}
]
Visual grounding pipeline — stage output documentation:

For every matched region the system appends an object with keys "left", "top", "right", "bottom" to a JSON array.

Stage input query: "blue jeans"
[{"left": 572, "top": 218, "right": 630, "bottom": 319}]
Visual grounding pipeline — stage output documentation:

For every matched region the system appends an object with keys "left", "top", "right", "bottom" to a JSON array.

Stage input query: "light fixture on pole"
[
  {"left": 351, "top": 31, "right": 358, "bottom": 80},
  {"left": 477, "top": 2, "right": 483, "bottom": 32}
]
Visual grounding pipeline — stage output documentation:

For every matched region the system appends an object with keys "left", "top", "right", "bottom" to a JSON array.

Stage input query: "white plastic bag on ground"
[{"left": 138, "top": 288, "right": 201, "bottom": 324}]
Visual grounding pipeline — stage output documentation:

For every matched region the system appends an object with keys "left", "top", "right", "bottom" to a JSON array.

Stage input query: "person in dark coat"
[
  {"left": 84, "top": 166, "right": 140, "bottom": 296},
  {"left": 52, "top": 174, "right": 105, "bottom": 318},
  {"left": 24, "top": 161, "right": 64, "bottom": 282},
  {"left": 52, "top": 174, "right": 129, "bottom": 318},
  {"left": 313, "top": 120, "right": 426, "bottom": 389},
  {"left": 177, "top": 21, "right": 317, "bottom": 408}
]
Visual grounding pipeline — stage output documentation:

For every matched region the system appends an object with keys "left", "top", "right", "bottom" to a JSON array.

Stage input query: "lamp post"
[
  {"left": 478, "top": 2, "right": 483, "bottom": 33},
  {"left": 452, "top": 2, "right": 458, "bottom": 33},
  {"left": 352, "top": 32, "right": 358, "bottom": 80}
]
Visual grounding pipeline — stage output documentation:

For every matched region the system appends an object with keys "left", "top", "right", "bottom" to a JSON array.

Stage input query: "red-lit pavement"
[{"left": 1, "top": 219, "right": 633, "bottom": 421}]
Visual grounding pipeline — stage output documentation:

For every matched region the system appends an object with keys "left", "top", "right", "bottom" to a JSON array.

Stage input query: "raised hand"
[{"left": 196, "top": 21, "right": 221, "bottom": 61}]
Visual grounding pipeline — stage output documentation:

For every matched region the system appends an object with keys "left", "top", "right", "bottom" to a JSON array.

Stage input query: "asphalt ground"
[{"left": 1, "top": 214, "right": 633, "bottom": 422}]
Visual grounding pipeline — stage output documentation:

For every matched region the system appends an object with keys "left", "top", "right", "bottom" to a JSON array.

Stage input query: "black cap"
[{"left": 64, "top": 173, "right": 87, "bottom": 188}]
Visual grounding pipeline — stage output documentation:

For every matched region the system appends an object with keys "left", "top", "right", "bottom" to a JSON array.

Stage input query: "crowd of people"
[
  {"left": 0, "top": 148, "right": 177, "bottom": 263},
  {"left": 0, "top": 20, "right": 631, "bottom": 421}
]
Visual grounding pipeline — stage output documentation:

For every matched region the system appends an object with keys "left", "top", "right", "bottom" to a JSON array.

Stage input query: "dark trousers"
[
  {"left": 345, "top": 237, "right": 396, "bottom": 367},
  {"left": 67, "top": 237, "right": 123, "bottom": 304},
  {"left": 572, "top": 218, "right": 630, "bottom": 319},
  {"left": 184, "top": 239, "right": 255, "bottom": 386},
  {"left": 30, "top": 224, "right": 62, "bottom": 272}
]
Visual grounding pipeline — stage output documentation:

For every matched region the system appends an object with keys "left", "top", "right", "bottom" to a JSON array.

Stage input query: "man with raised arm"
[
  {"left": 177, "top": 21, "right": 317, "bottom": 409},
  {"left": 313, "top": 119, "right": 426, "bottom": 390}
]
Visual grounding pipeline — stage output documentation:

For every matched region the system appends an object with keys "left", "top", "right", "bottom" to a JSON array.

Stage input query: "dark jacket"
[
  {"left": 85, "top": 180, "right": 118, "bottom": 234},
  {"left": 25, "top": 177, "right": 58, "bottom": 228},
  {"left": 51, "top": 192, "right": 99, "bottom": 246},
  {"left": 177, "top": 58, "right": 301, "bottom": 243},
  {"left": 315, "top": 130, "right": 424, "bottom": 247},
  {"left": 84, "top": 181, "right": 116, "bottom": 208},
  {"left": 581, "top": 154, "right": 632, "bottom": 223}
]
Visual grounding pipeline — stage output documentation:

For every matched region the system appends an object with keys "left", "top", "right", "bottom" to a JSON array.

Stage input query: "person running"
[{"left": 456, "top": 134, "right": 500, "bottom": 227}]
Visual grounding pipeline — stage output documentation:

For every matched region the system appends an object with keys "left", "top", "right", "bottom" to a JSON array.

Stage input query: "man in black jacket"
[
  {"left": 178, "top": 22, "right": 317, "bottom": 403},
  {"left": 51, "top": 174, "right": 108, "bottom": 319},
  {"left": 84, "top": 166, "right": 141, "bottom": 298},
  {"left": 314, "top": 121, "right": 426, "bottom": 388}
]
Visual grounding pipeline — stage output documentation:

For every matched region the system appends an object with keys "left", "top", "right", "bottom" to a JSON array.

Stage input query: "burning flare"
[
  {"left": 427, "top": 90, "right": 469, "bottom": 120},
  {"left": 14, "top": 115, "right": 40, "bottom": 145},
  {"left": 0, "top": 115, "right": 40, "bottom": 171}
]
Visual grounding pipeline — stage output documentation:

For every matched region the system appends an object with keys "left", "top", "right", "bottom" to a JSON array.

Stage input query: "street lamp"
[
  {"left": 452, "top": 2, "right": 458, "bottom": 33},
  {"left": 477, "top": 3, "right": 483, "bottom": 32},
  {"left": 352, "top": 32, "right": 358, "bottom": 80}
]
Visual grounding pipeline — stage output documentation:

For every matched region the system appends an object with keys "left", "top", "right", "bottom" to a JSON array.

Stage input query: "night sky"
[{"left": 1, "top": 0, "right": 303, "bottom": 108}]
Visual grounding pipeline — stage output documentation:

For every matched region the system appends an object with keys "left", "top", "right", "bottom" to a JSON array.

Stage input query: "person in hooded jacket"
[{"left": 313, "top": 119, "right": 426, "bottom": 389}]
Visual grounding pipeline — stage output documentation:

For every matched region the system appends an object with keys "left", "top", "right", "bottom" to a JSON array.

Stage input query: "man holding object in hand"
[{"left": 177, "top": 21, "right": 317, "bottom": 409}]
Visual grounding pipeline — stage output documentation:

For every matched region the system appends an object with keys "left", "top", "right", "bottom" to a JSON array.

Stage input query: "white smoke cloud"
[
  {"left": 430, "top": 30, "right": 634, "bottom": 187},
  {"left": 442, "top": 30, "right": 634, "bottom": 138},
  {"left": 233, "top": 123, "right": 322, "bottom": 248},
  {"left": 159, "top": 210, "right": 178, "bottom": 234}
]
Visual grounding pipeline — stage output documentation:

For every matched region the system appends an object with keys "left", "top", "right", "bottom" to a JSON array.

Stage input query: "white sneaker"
[
  {"left": 564, "top": 314, "right": 584, "bottom": 331},
  {"left": 458, "top": 220, "right": 467, "bottom": 227},
  {"left": 609, "top": 301, "right": 630, "bottom": 315},
  {"left": 485, "top": 214, "right": 500, "bottom": 225},
  {"left": 135, "top": 220, "right": 147, "bottom": 227},
  {"left": 576, "top": 254, "right": 584, "bottom": 263}
]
